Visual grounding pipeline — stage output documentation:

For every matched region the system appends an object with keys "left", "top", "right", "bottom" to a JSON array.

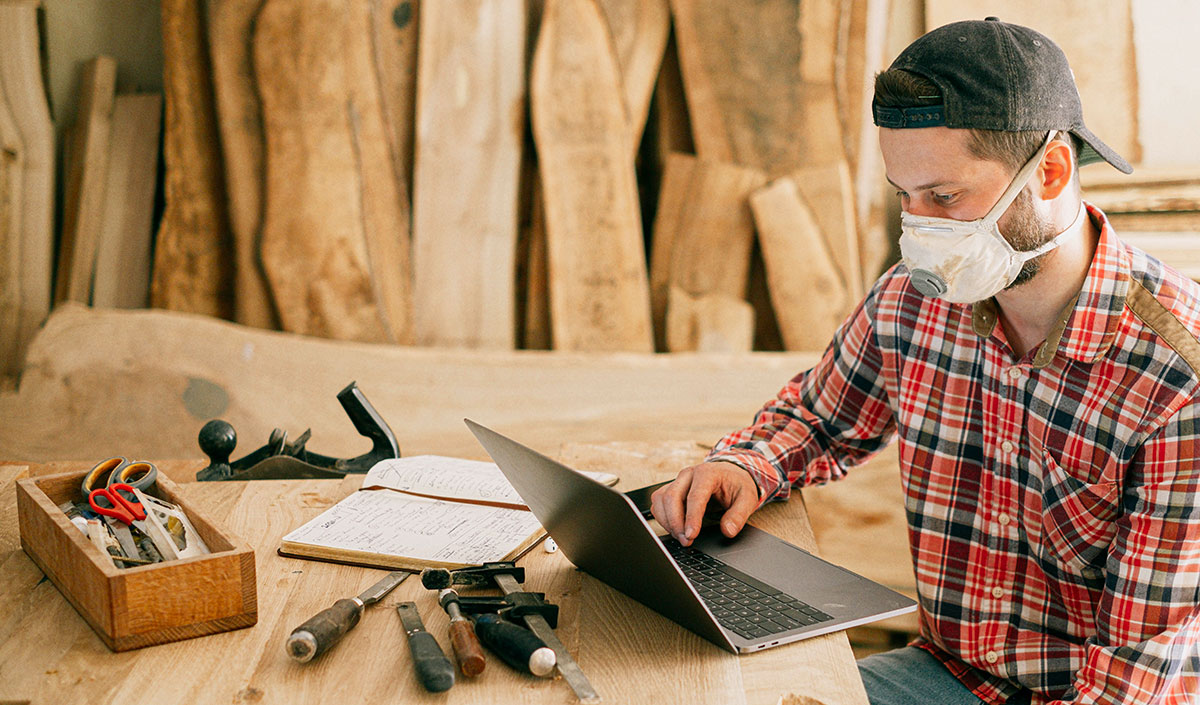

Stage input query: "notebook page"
[
  {"left": 363, "top": 455, "right": 619, "bottom": 506},
  {"left": 280, "top": 489, "right": 543, "bottom": 565}
]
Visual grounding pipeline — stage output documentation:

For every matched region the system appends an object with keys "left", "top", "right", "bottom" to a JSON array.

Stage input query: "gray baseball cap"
[{"left": 872, "top": 17, "right": 1133, "bottom": 174}]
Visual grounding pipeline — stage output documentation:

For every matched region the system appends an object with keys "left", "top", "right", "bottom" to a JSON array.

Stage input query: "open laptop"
[{"left": 465, "top": 419, "right": 917, "bottom": 654}]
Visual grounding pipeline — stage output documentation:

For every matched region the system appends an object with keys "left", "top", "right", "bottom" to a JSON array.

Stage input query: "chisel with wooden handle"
[
  {"left": 397, "top": 601, "right": 456, "bottom": 692},
  {"left": 438, "top": 589, "right": 486, "bottom": 676},
  {"left": 286, "top": 570, "right": 409, "bottom": 662}
]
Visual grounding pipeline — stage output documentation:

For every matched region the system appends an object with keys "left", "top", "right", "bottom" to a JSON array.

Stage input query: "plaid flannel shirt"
[{"left": 709, "top": 204, "right": 1200, "bottom": 704}]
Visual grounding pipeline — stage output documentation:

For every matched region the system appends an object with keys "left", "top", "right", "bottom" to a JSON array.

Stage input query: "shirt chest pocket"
[{"left": 1035, "top": 452, "right": 1121, "bottom": 578}]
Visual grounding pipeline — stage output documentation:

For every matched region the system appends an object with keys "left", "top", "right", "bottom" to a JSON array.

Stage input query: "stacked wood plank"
[
  {"left": 0, "top": 4, "right": 163, "bottom": 382},
  {"left": 661, "top": 0, "right": 888, "bottom": 351},
  {"left": 52, "top": 52, "right": 164, "bottom": 312},
  {"left": 137, "top": 0, "right": 893, "bottom": 353},
  {"left": 0, "top": 0, "right": 893, "bottom": 376},
  {"left": 0, "top": 1, "right": 54, "bottom": 382},
  {"left": 1081, "top": 167, "right": 1200, "bottom": 281}
]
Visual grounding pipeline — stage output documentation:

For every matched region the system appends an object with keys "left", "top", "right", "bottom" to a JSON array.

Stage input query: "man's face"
[{"left": 879, "top": 126, "right": 1057, "bottom": 288}]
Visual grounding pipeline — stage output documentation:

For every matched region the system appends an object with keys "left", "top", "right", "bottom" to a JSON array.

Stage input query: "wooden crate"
[{"left": 15, "top": 467, "right": 257, "bottom": 651}]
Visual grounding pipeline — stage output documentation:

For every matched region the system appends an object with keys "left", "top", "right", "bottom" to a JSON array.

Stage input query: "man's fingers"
[
  {"left": 719, "top": 483, "right": 759, "bottom": 538},
  {"left": 650, "top": 468, "right": 693, "bottom": 540},
  {"left": 651, "top": 462, "right": 759, "bottom": 546},
  {"left": 683, "top": 473, "right": 719, "bottom": 543}
]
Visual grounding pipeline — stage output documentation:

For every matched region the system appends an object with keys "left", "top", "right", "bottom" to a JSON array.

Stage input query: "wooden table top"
[{"left": 0, "top": 446, "right": 869, "bottom": 705}]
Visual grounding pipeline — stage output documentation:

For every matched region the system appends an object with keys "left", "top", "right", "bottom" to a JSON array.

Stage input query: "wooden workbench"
[{"left": 0, "top": 448, "right": 871, "bottom": 705}]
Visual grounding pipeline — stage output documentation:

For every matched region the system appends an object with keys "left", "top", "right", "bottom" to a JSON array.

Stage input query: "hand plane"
[{"left": 196, "top": 381, "right": 400, "bottom": 481}]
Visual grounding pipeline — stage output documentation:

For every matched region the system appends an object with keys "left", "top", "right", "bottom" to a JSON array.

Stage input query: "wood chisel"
[
  {"left": 422, "top": 565, "right": 600, "bottom": 702},
  {"left": 437, "top": 589, "right": 486, "bottom": 677},
  {"left": 396, "top": 601, "right": 456, "bottom": 692},
  {"left": 286, "top": 570, "right": 409, "bottom": 662}
]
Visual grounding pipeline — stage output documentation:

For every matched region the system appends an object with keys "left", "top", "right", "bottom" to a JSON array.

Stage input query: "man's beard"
[{"left": 1000, "top": 187, "right": 1059, "bottom": 289}]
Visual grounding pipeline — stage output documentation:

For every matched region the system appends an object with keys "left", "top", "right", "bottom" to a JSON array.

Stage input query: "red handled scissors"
[{"left": 88, "top": 483, "right": 149, "bottom": 528}]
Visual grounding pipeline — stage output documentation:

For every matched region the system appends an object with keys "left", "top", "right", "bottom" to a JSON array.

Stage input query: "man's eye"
[
  {"left": 934, "top": 193, "right": 956, "bottom": 203},
  {"left": 895, "top": 190, "right": 908, "bottom": 199}
]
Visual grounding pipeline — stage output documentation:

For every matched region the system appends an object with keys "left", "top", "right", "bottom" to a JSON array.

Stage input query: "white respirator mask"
[{"left": 899, "top": 131, "right": 1074, "bottom": 303}]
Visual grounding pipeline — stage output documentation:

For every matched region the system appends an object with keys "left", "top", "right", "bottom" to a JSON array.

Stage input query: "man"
[{"left": 651, "top": 17, "right": 1200, "bottom": 705}]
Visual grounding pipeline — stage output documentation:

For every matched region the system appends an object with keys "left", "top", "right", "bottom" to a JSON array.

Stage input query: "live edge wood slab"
[{"left": 0, "top": 455, "right": 870, "bottom": 705}]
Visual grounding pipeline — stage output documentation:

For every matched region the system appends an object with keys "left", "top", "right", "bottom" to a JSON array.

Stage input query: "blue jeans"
[{"left": 858, "top": 647, "right": 985, "bottom": 705}]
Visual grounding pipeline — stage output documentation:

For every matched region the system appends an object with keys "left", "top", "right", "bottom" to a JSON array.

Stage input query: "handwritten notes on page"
[
  {"left": 280, "top": 489, "right": 544, "bottom": 569},
  {"left": 363, "top": 455, "right": 620, "bottom": 508},
  {"left": 364, "top": 455, "right": 528, "bottom": 507},
  {"left": 278, "top": 454, "right": 619, "bottom": 570}
]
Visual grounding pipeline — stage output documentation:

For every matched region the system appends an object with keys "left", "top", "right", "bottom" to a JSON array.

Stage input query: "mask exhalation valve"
[{"left": 909, "top": 269, "right": 948, "bottom": 297}]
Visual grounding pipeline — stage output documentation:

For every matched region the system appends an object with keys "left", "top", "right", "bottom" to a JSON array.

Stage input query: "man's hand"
[{"left": 649, "top": 461, "right": 759, "bottom": 546}]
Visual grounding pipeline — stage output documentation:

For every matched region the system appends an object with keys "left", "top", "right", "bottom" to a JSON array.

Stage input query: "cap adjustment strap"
[{"left": 873, "top": 104, "right": 947, "bottom": 129}]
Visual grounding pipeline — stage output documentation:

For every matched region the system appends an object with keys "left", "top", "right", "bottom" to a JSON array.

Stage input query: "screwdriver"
[{"left": 286, "top": 570, "right": 409, "bottom": 662}]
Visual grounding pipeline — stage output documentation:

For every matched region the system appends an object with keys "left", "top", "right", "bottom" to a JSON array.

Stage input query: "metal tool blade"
[
  {"left": 105, "top": 517, "right": 140, "bottom": 559},
  {"left": 396, "top": 600, "right": 427, "bottom": 632},
  {"left": 494, "top": 573, "right": 600, "bottom": 702},
  {"left": 356, "top": 570, "right": 410, "bottom": 605}
]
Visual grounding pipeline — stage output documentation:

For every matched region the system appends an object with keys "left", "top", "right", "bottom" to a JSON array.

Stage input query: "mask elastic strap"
[
  {"left": 982, "top": 131, "right": 1056, "bottom": 227},
  {"left": 1019, "top": 200, "right": 1086, "bottom": 260}
]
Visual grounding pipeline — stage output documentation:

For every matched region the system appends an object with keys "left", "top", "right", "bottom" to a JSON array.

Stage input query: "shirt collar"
[{"left": 971, "top": 202, "right": 1129, "bottom": 367}]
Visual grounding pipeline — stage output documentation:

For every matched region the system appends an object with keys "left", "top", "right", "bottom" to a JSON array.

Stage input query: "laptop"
[{"left": 465, "top": 419, "right": 918, "bottom": 654}]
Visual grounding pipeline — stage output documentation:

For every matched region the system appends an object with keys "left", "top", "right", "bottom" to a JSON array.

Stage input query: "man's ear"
[{"left": 1036, "top": 138, "right": 1075, "bottom": 200}]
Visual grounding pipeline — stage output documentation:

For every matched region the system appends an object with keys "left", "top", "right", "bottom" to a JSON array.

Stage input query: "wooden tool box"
[{"left": 15, "top": 466, "right": 256, "bottom": 651}]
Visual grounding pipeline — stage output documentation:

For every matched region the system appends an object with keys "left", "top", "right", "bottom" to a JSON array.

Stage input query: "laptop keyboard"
[{"left": 663, "top": 537, "right": 834, "bottom": 640}]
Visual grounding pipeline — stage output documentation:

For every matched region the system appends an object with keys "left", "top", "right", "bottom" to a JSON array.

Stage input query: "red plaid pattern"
[{"left": 709, "top": 204, "right": 1200, "bottom": 704}]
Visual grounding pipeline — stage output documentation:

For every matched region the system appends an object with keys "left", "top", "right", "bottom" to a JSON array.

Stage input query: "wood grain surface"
[
  {"left": 1, "top": 449, "right": 871, "bottom": 704},
  {"left": 370, "top": 0, "right": 420, "bottom": 190},
  {"left": 649, "top": 153, "right": 766, "bottom": 351},
  {"left": 254, "top": 0, "right": 412, "bottom": 343},
  {"left": 205, "top": 0, "right": 279, "bottom": 329},
  {"left": 837, "top": 0, "right": 891, "bottom": 289},
  {"left": 531, "top": 0, "right": 653, "bottom": 352},
  {"left": 751, "top": 177, "right": 853, "bottom": 351},
  {"left": 792, "top": 162, "right": 863, "bottom": 300},
  {"left": 57, "top": 56, "right": 116, "bottom": 306},
  {"left": 153, "top": 0, "right": 234, "bottom": 318},
  {"left": 92, "top": 94, "right": 163, "bottom": 310},
  {"left": 669, "top": 0, "right": 806, "bottom": 176},
  {"left": 411, "top": 0, "right": 525, "bottom": 349},
  {"left": 0, "top": 305, "right": 815, "bottom": 466},
  {"left": 665, "top": 288, "right": 755, "bottom": 354},
  {"left": 596, "top": 0, "right": 670, "bottom": 151},
  {"left": 0, "top": 2, "right": 53, "bottom": 376},
  {"left": 0, "top": 86, "right": 21, "bottom": 379}
]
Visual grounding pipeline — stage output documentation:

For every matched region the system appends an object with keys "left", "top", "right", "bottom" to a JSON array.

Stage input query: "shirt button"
[
  {"left": 1007, "top": 367, "right": 1022, "bottom": 379},
  {"left": 986, "top": 650, "right": 999, "bottom": 664},
  {"left": 1001, "top": 440, "right": 1014, "bottom": 453},
  {"left": 992, "top": 586, "right": 1004, "bottom": 598},
  {"left": 997, "top": 513, "right": 1011, "bottom": 526}
]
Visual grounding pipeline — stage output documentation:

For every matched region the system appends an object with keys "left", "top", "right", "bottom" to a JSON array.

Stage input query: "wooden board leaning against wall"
[
  {"left": 411, "top": 0, "right": 525, "bottom": 349},
  {"left": 0, "top": 1, "right": 53, "bottom": 381},
  {"left": 531, "top": 0, "right": 654, "bottom": 352}
]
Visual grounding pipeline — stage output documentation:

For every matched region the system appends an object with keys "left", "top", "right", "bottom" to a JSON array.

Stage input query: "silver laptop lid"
[{"left": 464, "top": 419, "right": 734, "bottom": 650}]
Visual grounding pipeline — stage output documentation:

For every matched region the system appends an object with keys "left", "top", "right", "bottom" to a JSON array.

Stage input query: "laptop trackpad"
[{"left": 691, "top": 525, "right": 870, "bottom": 617}]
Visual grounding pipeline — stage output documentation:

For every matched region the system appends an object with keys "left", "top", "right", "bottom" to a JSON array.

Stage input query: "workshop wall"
[{"left": 2, "top": 0, "right": 1198, "bottom": 387}]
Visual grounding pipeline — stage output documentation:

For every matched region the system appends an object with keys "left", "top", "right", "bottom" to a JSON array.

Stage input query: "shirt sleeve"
[
  {"left": 705, "top": 280, "right": 899, "bottom": 506},
  {"left": 1059, "top": 402, "right": 1200, "bottom": 704}
]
